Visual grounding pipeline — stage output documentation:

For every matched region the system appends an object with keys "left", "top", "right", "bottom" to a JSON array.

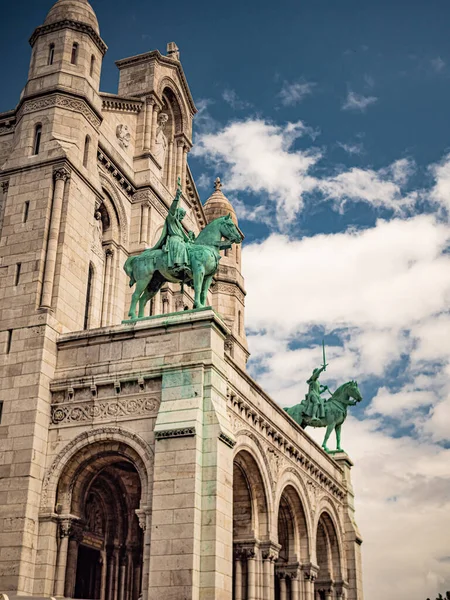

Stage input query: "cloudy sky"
[{"left": 3, "top": 1, "right": 450, "bottom": 598}]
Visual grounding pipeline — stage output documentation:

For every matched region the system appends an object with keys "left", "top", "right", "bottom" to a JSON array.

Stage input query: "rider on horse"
[
  {"left": 303, "top": 364, "right": 331, "bottom": 422},
  {"left": 150, "top": 180, "right": 195, "bottom": 273}
]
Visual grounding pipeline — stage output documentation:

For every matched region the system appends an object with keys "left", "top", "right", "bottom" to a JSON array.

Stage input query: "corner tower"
[{"left": 204, "top": 178, "right": 249, "bottom": 367}]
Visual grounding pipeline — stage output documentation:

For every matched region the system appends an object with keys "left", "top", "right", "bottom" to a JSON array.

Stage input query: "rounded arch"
[
  {"left": 158, "top": 78, "right": 188, "bottom": 133},
  {"left": 274, "top": 471, "right": 313, "bottom": 563},
  {"left": 99, "top": 172, "right": 128, "bottom": 244},
  {"left": 314, "top": 506, "right": 345, "bottom": 586},
  {"left": 40, "top": 427, "right": 154, "bottom": 513},
  {"left": 233, "top": 445, "right": 272, "bottom": 541}
]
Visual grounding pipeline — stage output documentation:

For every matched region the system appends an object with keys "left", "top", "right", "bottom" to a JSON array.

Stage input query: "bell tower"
[{"left": 204, "top": 178, "right": 249, "bottom": 367}]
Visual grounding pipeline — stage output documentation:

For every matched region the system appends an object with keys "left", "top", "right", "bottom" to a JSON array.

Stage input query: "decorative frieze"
[
  {"left": 51, "top": 395, "right": 159, "bottom": 425},
  {"left": 155, "top": 426, "right": 196, "bottom": 440},
  {"left": 30, "top": 20, "right": 108, "bottom": 55},
  {"left": 102, "top": 95, "right": 143, "bottom": 113},
  {"left": 98, "top": 150, "right": 134, "bottom": 195},
  {"left": 219, "top": 432, "right": 236, "bottom": 448},
  {"left": 18, "top": 94, "right": 102, "bottom": 129}
]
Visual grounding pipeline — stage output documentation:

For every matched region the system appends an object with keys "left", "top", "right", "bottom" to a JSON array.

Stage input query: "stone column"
[
  {"left": 144, "top": 99, "right": 153, "bottom": 151},
  {"left": 302, "top": 565, "right": 318, "bottom": 600},
  {"left": 278, "top": 573, "right": 287, "bottom": 600},
  {"left": 262, "top": 553, "right": 275, "bottom": 600},
  {"left": 151, "top": 105, "right": 160, "bottom": 153},
  {"left": 101, "top": 247, "right": 114, "bottom": 326},
  {"left": 167, "top": 141, "right": 174, "bottom": 189},
  {"left": 140, "top": 201, "right": 150, "bottom": 245},
  {"left": 291, "top": 572, "right": 300, "bottom": 600},
  {"left": 107, "top": 547, "right": 115, "bottom": 600},
  {"left": 119, "top": 553, "right": 127, "bottom": 600},
  {"left": 64, "top": 525, "right": 83, "bottom": 597},
  {"left": 234, "top": 549, "right": 243, "bottom": 600},
  {"left": 100, "top": 550, "right": 108, "bottom": 600},
  {"left": 176, "top": 140, "right": 184, "bottom": 187},
  {"left": 136, "top": 507, "right": 151, "bottom": 600},
  {"left": 181, "top": 146, "right": 188, "bottom": 194},
  {"left": 113, "top": 547, "right": 120, "bottom": 600},
  {"left": 41, "top": 167, "right": 70, "bottom": 308},
  {"left": 1, "top": 181, "right": 9, "bottom": 228},
  {"left": 54, "top": 518, "right": 72, "bottom": 597},
  {"left": 247, "top": 550, "right": 256, "bottom": 600}
]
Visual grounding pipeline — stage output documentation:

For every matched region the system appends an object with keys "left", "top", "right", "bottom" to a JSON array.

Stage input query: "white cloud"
[
  {"left": 192, "top": 119, "right": 321, "bottom": 222},
  {"left": 431, "top": 56, "right": 446, "bottom": 73},
  {"left": 337, "top": 141, "right": 364, "bottom": 155},
  {"left": 278, "top": 79, "right": 316, "bottom": 106},
  {"left": 222, "top": 89, "right": 251, "bottom": 110},
  {"left": 429, "top": 153, "right": 450, "bottom": 213},
  {"left": 367, "top": 387, "right": 434, "bottom": 417},
  {"left": 342, "top": 90, "right": 378, "bottom": 112}
]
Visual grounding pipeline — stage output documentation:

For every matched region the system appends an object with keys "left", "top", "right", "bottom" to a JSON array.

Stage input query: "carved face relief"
[{"left": 116, "top": 124, "right": 131, "bottom": 149}]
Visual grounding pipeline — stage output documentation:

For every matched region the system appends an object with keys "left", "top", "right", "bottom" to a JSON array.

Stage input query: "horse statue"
[
  {"left": 284, "top": 380, "right": 363, "bottom": 453},
  {"left": 124, "top": 213, "right": 242, "bottom": 319}
]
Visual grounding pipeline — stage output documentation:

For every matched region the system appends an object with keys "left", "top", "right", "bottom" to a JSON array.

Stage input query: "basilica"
[{"left": 0, "top": 1, "right": 364, "bottom": 599}]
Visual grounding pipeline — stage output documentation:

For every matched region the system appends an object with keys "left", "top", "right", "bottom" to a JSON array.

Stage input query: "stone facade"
[{"left": 0, "top": 2, "right": 363, "bottom": 600}]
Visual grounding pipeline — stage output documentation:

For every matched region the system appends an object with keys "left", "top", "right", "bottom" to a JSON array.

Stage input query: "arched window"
[
  {"left": 71, "top": 42, "right": 79, "bottom": 65},
  {"left": 90, "top": 55, "right": 96, "bottom": 77},
  {"left": 83, "top": 263, "right": 95, "bottom": 330},
  {"left": 48, "top": 43, "right": 55, "bottom": 66},
  {"left": 33, "top": 124, "right": 42, "bottom": 155},
  {"left": 83, "top": 135, "right": 90, "bottom": 167}
]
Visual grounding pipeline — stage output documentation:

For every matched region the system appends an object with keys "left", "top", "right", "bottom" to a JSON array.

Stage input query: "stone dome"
[
  {"left": 44, "top": 0, "right": 100, "bottom": 34},
  {"left": 203, "top": 178, "right": 238, "bottom": 225}
]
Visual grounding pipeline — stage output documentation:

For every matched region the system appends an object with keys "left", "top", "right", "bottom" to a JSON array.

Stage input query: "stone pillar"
[
  {"left": 167, "top": 140, "right": 174, "bottom": 189},
  {"left": 107, "top": 547, "right": 115, "bottom": 600},
  {"left": 54, "top": 518, "right": 72, "bottom": 597},
  {"left": 234, "top": 551, "right": 243, "bottom": 600},
  {"left": 291, "top": 572, "right": 300, "bottom": 600},
  {"left": 101, "top": 247, "right": 114, "bottom": 326},
  {"left": 144, "top": 99, "right": 153, "bottom": 151},
  {"left": 100, "top": 550, "right": 108, "bottom": 600},
  {"left": 247, "top": 550, "right": 256, "bottom": 600},
  {"left": 176, "top": 140, "right": 184, "bottom": 187},
  {"left": 151, "top": 105, "right": 160, "bottom": 152},
  {"left": 333, "top": 453, "right": 363, "bottom": 600},
  {"left": 181, "top": 146, "right": 188, "bottom": 193},
  {"left": 140, "top": 201, "right": 150, "bottom": 245},
  {"left": 64, "top": 525, "right": 83, "bottom": 597},
  {"left": 119, "top": 553, "right": 127, "bottom": 600},
  {"left": 41, "top": 167, "right": 70, "bottom": 308},
  {"left": 278, "top": 573, "right": 287, "bottom": 600},
  {"left": 113, "top": 547, "right": 120, "bottom": 600},
  {"left": 325, "top": 587, "right": 334, "bottom": 600},
  {"left": 302, "top": 565, "right": 318, "bottom": 600},
  {"left": 1, "top": 180, "right": 9, "bottom": 229},
  {"left": 136, "top": 507, "right": 151, "bottom": 600}
]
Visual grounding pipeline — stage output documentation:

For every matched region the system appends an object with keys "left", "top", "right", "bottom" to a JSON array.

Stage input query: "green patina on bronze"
[
  {"left": 124, "top": 179, "right": 243, "bottom": 319},
  {"left": 284, "top": 343, "right": 363, "bottom": 454}
]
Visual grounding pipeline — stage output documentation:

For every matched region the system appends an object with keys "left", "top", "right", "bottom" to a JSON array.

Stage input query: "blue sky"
[{"left": 3, "top": 1, "right": 450, "bottom": 599}]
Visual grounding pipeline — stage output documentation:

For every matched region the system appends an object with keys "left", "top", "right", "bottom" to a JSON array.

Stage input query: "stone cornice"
[
  {"left": 101, "top": 93, "right": 143, "bottom": 114},
  {"left": 0, "top": 110, "right": 16, "bottom": 136},
  {"left": 115, "top": 50, "right": 197, "bottom": 115},
  {"left": 16, "top": 90, "right": 103, "bottom": 129},
  {"left": 97, "top": 146, "right": 135, "bottom": 196},
  {"left": 30, "top": 19, "right": 108, "bottom": 56}
]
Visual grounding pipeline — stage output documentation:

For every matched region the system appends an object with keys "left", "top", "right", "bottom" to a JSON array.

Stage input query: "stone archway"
[
  {"left": 47, "top": 433, "right": 151, "bottom": 600},
  {"left": 315, "top": 512, "right": 342, "bottom": 600}
]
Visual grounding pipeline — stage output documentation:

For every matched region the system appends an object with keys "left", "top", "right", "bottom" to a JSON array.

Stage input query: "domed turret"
[
  {"left": 204, "top": 177, "right": 238, "bottom": 225},
  {"left": 44, "top": 0, "right": 100, "bottom": 34}
]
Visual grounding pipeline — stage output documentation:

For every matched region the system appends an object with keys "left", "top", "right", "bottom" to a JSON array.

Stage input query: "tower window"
[
  {"left": 33, "top": 124, "right": 42, "bottom": 155},
  {"left": 0, "top": 401, "right": 3, "bottom": 424},
  {"left": 14, "top": 263, "right": 22, "bottom": 286},
  {"left": 83, "top": 135, "right": 91, "bottom": 167},
  {"left": 71, "top": 42, "right": 79, "bottom": 65},
  {"left": 83, "top": 263, "right": 94, "bottom": 330},
  {"left": 48, "top": 43, "right": 55, "bottom": 65},
  {"left": 238, "top": 310, "right": 242, "bottom": 335},
  {"left": 23, "top": 201, "right": 30, "bottom": 223},
  {"left": 6, "top": 330, "right": 12, "bottom": 354},
  {"left": 90, "top": 55, "right": 96, "bottom": 77}
]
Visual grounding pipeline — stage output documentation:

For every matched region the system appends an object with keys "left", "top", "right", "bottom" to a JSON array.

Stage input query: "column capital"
[
  {"left": 105, "top": 247, "right": 115, "bottom": 258},
  {"left": 54, "top": 167, "right": 71, "bottom": 182},
  {"left": 301, "top": 562, "right": 320, "bottom": 581},
  {"left": 1, "top": 180, "right": 9, "bottom": 194},
  {"left": 260, "top": 541, "right": 281, "bottom": 562},
  {"left": 135, "top": 507, "right": 150, "bottom": 531},
  {"left": 58, "top": 515, "right": 80, "bottom": 538}
]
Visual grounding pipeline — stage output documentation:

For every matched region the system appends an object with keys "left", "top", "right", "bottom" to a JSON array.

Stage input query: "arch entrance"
[
  {"left": 315, "top": 512, "right": 342, "bottom": 600},
  {"left": 59, "top": 453, "right": 143, "bottom": 600}
]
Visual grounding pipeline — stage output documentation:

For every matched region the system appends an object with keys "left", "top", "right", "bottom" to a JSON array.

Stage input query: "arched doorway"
[
  {"left": 232, "top": 449, "right": 269, "bottom": 600},
  {"left": 56, "top": 452, "right": 144, "bottom": 600},
  {"left": 275, "top": 485, "right": 309, "bottom": 600},
  {"left": 315, "top": 512, "right": 342, "bottom": 600}
]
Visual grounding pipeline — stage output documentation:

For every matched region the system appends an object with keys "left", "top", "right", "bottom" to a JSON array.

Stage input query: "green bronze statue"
[
  {"left": 284, "top": 343, "right": 363, "bottom": 453},
  {"left": 124, "top": 179, "right": 242, "bottom": 319}
]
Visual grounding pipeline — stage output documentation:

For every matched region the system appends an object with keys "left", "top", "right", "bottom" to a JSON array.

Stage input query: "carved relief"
[
  {"left": 18, "top": 94, "right": 101, "bottom": 129},
  {"left": 116, "top": 124, "right": 131, "bottom": 149},
  {"left": 51, "top": 396, "right": 159, "bottom": 425}
]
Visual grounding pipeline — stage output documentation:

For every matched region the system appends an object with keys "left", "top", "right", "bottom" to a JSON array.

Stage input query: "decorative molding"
[
  {"left": 215, "top": 282, "right": 245, "bottom": 304},
  {"left": 98, "top": 149, "right": 134, "bottom": 196},
  {"left": 0, "top": 121, "right": 15, "bottom": 136},
  {"left": 1, "top": 181, "right": 9, "bottom": 194},
  {"left": 54, "top": 166, "right": 71, "bottom": 182},
  {"left": 18, "top": 93, "right": 102, "bottom": 129},
  {"left": 219, "top": 432, "right": 236, "bottom": 448},
  {"left": 102, "top": 95, "right": 143, "bottom": 113},
  {"left": 30, "top": 20, "right": 108, "bottom": 56},
  {"left": 155, "top": 427, "right": 196, "bottom": 440},
  {"left": 51, "top": 396, "right": 159, "bottom": 425}
]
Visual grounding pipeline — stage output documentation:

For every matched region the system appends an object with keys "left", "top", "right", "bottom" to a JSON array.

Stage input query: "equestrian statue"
[
  {"left": 284, "top": 342, "right": 363, "bottom": 453},
  {"left": 124, "top": 178, "right": 243, "bottom": 319}
]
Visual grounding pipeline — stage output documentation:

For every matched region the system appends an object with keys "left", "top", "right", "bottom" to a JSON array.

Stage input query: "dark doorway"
[{"left": 74, "top": 545, "right": 102, "bottom": 599}]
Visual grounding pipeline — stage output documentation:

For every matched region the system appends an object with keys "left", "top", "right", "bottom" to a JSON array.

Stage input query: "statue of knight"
[{"left": 302, "top": 341, "right": 332, "bottom": 423}]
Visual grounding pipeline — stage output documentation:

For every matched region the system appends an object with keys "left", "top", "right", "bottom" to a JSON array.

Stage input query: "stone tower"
[{"left": 204, "top": 178, "right": 249, "bottom": 368}]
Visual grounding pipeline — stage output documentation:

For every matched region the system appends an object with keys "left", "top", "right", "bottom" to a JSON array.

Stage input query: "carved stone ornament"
[
  {"left": 54, "top": 167, "right": 71, "bottom": 182},
  {"left": 51, "top": 396, "right": 159, "bottom": 425},
  {"left": 116, "top": 124, "right": 131, "bottom": 149}
]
